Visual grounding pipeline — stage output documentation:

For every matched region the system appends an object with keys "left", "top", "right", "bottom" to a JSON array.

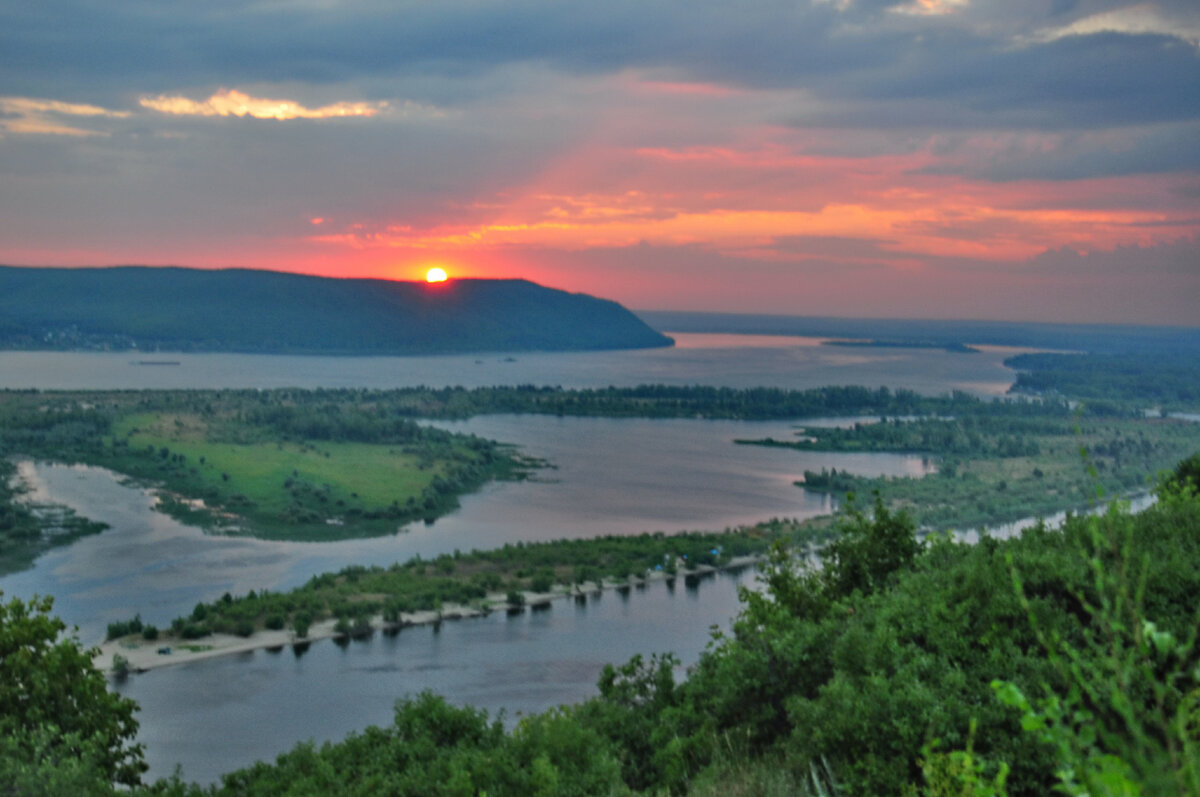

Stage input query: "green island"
[
  {"left": 5, "top": 460, "right": 1199, "bottom": 794},
  {"left": 102, "top": 519, "right": 816, "bottom": 645},
  {"left": 3, "top": 362, "right": 1198, "bottom": 572},
  {"left": 1006, "top": 351, "right": 1200, "bottom": 410},
  {"left": 0, "top": 388, "right": 538, "bottom": 567},
  {"left": 741, "top": 412, "right": 1200, "bottom": 529}
]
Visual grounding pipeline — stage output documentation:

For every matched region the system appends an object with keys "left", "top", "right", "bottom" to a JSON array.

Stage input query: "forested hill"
[{"left": 0, "top": 266, "right": 672, "bottom": 355}]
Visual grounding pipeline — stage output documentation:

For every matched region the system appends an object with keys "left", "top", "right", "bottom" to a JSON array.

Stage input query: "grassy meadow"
[{"left": 111, "top": 411, "right": 467, "bottom": 531}]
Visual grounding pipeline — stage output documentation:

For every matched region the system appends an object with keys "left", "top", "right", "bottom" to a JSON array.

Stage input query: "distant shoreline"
[{"left": 823, "top": 339, "right": 979, "bottom": 354}]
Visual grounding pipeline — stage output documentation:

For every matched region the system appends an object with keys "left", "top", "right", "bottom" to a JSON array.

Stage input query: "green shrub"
[
  {"left": 292, "top": 614, "right": 310, "bottom": 638},
  {"left": 180, "top": 623, "right": 210, "bottom": 640}
]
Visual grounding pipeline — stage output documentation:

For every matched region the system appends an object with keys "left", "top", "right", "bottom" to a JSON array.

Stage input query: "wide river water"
[{"left": 0, "top": 334, "right": 1024, "bottom": 782}]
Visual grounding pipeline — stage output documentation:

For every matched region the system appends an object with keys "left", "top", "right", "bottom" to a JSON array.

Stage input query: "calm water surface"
[
  {"left": 0, "top": 333, "right": 1019, "bottom": 395},
  {"left": 116, "top": 573, "right": 751, "bottom": 784}
]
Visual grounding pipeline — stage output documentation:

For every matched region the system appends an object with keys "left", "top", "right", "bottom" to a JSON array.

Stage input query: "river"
[{"left": 0, "top": 333, "right": 1018, "bottom": 783}]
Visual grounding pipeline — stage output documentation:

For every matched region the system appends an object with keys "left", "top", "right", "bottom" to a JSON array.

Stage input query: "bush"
[
  {"left": 180, "top": 623, "right": 210, "bottom": 640},
  {"left": 140, "top": 625, "right": 158, "bottom": 641},
  {"left": 105, "top": 614, "right": 144, "bottom": 641},
  {"left": 529, "top": 571, "right": 555, "bottom": 593},
  {"left": 264, "top": 614, "right": 285, "bottom": 631},
  {"left": 292, "top": 614, "right": 310, "bottom": 638}
]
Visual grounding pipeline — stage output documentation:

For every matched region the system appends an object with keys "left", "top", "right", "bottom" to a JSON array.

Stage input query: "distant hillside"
[{"left": 0, "top": 266, "right": 672, "bottom": 355}]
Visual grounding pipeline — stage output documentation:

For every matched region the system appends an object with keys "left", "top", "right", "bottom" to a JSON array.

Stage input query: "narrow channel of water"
[{"left": 114, "top": 571, "right": 752, "bottom": 785}]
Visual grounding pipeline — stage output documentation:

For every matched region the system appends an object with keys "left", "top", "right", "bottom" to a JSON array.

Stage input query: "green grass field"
[
  {"left": 105, "top": 411, "right": 503, "bottom": 540},
  {"left": 115, "top": 412, "right": 447, "bottom": 508}
]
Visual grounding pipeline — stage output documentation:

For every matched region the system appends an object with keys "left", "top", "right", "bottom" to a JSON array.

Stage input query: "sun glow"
[{"left": 425, "top": 267, "right": 448, "bottom": 282}]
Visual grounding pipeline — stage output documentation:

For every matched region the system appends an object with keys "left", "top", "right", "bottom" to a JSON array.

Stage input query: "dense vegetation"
[
  {"left": 378, "top": 383, "right": 988, "bottom": 420},
  {"left": 5, "top": 458, "right": 1198, "bottom": 795},
  {"left": 0, "top": 593, "right": 144, "bottom": 791},
  {"left": 1007, "top": 352, "right": 1200, "bottom": 410},
  {"left": 745, "top": 412, "right": 1200, "bottom": 529},
  {"left": 0, "top": 266, "right": 671, "bottom": 354}
]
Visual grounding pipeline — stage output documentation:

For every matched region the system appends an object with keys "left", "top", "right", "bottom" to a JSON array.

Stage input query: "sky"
[{"left": 1, "top": 0, "right": 1198, "bottom": 325}]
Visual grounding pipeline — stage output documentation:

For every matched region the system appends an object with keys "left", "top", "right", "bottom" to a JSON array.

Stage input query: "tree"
[
  {"left": 822, "top": 492, "right": 921, "bottom": 600},
  {"left": 0, "top": 592, "right": 146, "bottom": 788}
]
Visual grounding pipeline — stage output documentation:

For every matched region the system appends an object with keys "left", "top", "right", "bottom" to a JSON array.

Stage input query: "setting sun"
[{"left": 425, "top": 267, "right": 448, "bottom": 283}]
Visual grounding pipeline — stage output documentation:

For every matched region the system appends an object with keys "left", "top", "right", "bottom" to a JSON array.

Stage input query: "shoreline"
[
  {"left": 94, "top": 556, "right": 766, "bottom": 676},
  {"left": 90, "top": 489, "right": 1158, "bottom": 677}
]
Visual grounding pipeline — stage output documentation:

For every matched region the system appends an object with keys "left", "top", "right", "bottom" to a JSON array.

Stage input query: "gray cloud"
[
  {"left": 3, "top": 0, "right": 1196, "bottom": 135},
  {"left": 912, "top": 121, "right": 1200, "bottom": 180},
  {"left": 1025, "top": 236, "right": 1200, "bottom": 277}
]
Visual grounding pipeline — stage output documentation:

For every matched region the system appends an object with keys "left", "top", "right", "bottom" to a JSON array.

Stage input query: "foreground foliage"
[
  {"left": 0, "top": 593, "right": 144, "bottom": 792},
  {"left": 3, "top": 457, "right": 1198, "bottom": 794},
  {"left": 185, "top": 460, "right": 1199, "bottom": 796}
]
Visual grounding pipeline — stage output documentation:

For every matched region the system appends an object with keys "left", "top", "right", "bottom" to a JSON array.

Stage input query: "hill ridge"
[{"left": 0, "top": 265, "right": 672, "bottom": 355}]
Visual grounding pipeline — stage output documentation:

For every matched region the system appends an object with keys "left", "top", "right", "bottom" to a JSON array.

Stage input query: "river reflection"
[{"left": 115, "top": 572, "right": 752, "bottom": 785}]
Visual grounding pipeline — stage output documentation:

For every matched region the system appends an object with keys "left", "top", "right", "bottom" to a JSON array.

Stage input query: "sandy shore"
[{"left": 95, "top": 557, "right": 763, "bottom": 675}]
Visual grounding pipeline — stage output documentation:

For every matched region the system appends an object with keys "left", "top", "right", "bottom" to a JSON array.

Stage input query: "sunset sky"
[{"left": 1, "top": 1, "right": 1197, "bottom": 324}]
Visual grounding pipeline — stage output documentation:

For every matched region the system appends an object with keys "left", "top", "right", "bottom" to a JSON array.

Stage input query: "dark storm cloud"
[
  {"left": 3, "top": 0, "right": 1196, "bottom": 134},
  {"left": 839, "top": 30, "right": 1200, "bottom": 128}
]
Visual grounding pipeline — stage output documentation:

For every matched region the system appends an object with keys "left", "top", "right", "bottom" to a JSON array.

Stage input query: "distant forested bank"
[
  {"left": 0, "top": 266, "right": 671, "bottom": 355},
  {"left": 6, "top": 457, "right": 1198, "bottom": 795},
  {"left": 1006, "top": 351, "right": 1200, "bottom": 409}
]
